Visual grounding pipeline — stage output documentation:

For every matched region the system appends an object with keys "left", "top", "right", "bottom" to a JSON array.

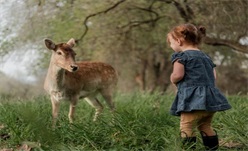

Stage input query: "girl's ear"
[
  {"left": 67, "top": 38, "right": 76, "bottom": 48},
  {"left": 44, "top": 39, "right": 56, "bottom": 50},
  {"left": 177, "top": 38, "right": 183, "bottom": 46}
]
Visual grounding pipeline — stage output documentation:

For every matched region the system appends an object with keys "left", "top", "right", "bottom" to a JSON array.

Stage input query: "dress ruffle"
[{"left": 170, "top": 86, "right": 232, "bottom": 116}]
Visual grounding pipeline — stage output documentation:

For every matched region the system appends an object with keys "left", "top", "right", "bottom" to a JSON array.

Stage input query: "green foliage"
[
  {"left": 214, "top": 96, "right": 248, "bottom": 147},
  {"left": 0, "top": 93, "right": 247, "bottom": 150}
]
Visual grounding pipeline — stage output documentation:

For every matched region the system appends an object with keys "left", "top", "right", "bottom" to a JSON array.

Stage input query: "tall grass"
[{"left": 0, "top": 93, "right": 247, "bottom": 150}]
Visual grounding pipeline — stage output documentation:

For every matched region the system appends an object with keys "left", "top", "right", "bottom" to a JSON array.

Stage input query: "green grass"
[{"left": 0, "top": 93, "right": 247, "bottom": 150}]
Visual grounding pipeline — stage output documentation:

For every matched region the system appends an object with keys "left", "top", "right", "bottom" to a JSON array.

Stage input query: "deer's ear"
[
  {"left": 67, "top": 38, "right": 75, "bottom": 48},
  {"left": 44, "top": 39, "right": 56, "bottom": 50}
]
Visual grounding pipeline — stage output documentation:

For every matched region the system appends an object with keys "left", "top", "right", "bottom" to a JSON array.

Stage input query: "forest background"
[{"left": 0, "top": 0, "right": 247, "bottom": 98}]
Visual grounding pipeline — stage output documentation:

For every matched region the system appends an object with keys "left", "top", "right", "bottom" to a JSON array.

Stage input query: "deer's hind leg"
[
  {"left": 100, "top": 88, "right": 115, "bottom": 112},
  {"left": 84, "top": 96, "right": 103, "bottom": 121},
  {"left": 100, "top": 88, "right": 116, "bottom": 124}
]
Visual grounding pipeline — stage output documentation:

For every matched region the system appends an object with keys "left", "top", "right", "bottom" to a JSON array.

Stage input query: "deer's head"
[{"left": 44, "top": 38, "right": 78, "bottom": 72}]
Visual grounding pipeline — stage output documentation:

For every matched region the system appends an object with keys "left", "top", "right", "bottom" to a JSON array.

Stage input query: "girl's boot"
[{"left": 200, "top": 131, "right": 219, "bottom": 150}]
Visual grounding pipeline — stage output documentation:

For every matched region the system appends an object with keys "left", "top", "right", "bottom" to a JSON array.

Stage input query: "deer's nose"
[{"left": 71, "top": 65, "right": 78, "bottom": 71}]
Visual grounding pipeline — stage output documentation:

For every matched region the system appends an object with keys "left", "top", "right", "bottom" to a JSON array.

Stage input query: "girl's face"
[{"left": 168, "top": 34, "right": 182, "bottom": 52}]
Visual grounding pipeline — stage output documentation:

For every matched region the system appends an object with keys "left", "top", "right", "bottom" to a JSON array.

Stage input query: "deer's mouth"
[
  {"left": 65, "top": 64, "right": 78, "bottom": 72},
  {"left": 56, "top": 63, "right": 78, "bottom": 72}
]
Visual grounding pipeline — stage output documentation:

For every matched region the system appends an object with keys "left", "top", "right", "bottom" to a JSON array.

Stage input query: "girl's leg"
[
  {"left": 180, "top": 112, "right": 199, "bottom": 150},
  {"left": 197, "top": 112, "right": 215, "bottom": 136},
  {"left": 197, "top": 112, "right": 219, "bottom": 150},
  {"left": 180, "top": 112, "right": 198, "bottom": 137}
]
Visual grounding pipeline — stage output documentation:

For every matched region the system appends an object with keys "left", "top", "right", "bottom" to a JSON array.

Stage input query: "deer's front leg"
[
  {"left": 68, "top": 97, "right": 78, "bottom": 123},
  {"left": 50, "top": 96, "right": 60, "bottom": 127}
]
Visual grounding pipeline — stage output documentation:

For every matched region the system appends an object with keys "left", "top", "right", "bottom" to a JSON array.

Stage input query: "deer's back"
[{"left": 64, "top": 61, "right": 117, "bottom": 93}]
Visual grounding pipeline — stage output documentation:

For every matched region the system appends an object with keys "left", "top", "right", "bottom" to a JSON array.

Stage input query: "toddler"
[{"left": 167, "top": 23, "right": 231, "bottom": 150}]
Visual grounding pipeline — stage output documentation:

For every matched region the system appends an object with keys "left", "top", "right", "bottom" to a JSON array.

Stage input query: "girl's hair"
[{"left": 167, "top": 23, "right": 206, "bottom": 45}]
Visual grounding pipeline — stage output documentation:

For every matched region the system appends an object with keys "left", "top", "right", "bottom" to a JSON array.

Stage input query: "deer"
[{"left": 43, "top": 38, "right": 118, "bottom": 126}]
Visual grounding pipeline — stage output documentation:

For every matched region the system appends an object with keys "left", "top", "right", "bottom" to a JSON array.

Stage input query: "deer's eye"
[{"left": 57, "top": 52, "right": 62, "bottom": 55}]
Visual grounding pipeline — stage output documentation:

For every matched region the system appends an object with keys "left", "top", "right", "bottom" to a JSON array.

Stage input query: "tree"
[
  {"left": 1, "top": 0, "right": 247, "bottom": 94},
  {"left": 74, "top": 0, "right": 248, "bottom": 93}
]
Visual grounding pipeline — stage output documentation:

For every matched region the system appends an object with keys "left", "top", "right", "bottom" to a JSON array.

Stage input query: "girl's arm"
[
  {"left": 213, "top": 68, "right": 217, "bottom": 80},
  {"left": 170, "top": 60, "right": 185, "bottom": 84}
]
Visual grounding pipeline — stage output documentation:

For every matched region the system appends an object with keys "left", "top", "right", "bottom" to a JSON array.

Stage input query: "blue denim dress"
[{"left": 170, "top": 50, "right": 231, "bottom": 116}]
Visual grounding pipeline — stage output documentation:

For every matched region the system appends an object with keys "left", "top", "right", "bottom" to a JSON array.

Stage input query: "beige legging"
[{"left": 180, "top": 111, "right": 216, "bottom": 138}]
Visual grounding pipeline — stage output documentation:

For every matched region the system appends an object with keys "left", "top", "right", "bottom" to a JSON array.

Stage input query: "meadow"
[{"left": 0, "top": 93, "right": 247, "bottom": 151}]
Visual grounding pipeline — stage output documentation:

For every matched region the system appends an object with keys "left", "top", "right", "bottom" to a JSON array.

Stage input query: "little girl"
[{"left": 167, "top": 23, "right": 231, "bottom": 150}]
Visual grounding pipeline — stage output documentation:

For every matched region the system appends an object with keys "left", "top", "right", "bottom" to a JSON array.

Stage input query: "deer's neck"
[{"left": 44, "top": 61, "right": 65, "bottom": 93}]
